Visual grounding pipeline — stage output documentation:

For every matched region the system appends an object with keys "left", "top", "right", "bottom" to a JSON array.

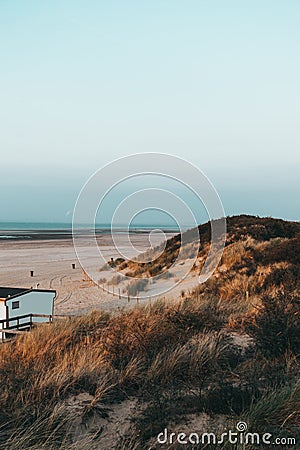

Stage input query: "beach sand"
[{"left": 0, "top": 232, "right": 199, "bottom": 315}]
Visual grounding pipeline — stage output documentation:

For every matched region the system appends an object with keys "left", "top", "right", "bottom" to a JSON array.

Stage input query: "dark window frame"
[{"left": 11, "top": 301, "right": 20, "bottom": 310}]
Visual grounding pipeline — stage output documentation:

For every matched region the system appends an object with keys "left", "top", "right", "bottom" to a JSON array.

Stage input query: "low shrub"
[{"left": 247, "top": 293, "right": 300, "bottom": 357}]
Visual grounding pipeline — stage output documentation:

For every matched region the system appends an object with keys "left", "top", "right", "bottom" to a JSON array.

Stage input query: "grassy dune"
[{"left": 0, "top": 216, "right": 299, "bottom": 449}]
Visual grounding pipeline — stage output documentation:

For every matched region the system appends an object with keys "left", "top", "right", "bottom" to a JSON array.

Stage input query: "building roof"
[
  {"left": 0, "top": 287, "right": 28, "bottom": 299},
  {"left": 0, "top": 287, "right": 56, "bottom": 301}
]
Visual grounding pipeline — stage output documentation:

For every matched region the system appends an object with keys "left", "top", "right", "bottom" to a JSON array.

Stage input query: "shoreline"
[{"left": 0, "top": 228, "right": 178, "bottom": 241}]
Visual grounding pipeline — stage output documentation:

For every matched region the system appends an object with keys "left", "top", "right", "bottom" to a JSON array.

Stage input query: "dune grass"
[{"left": 0, "top": 288, "right": 299, "bottom": 448}]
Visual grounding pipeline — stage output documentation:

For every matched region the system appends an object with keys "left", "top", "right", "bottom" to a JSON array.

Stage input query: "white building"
[{"left": 0, "top": 287, "right": 56, "bottom": 338}]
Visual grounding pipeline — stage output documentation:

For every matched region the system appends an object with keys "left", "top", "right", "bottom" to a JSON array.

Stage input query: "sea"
[{"left": 0, "top": 222, "right": 185, "bottom": 240}]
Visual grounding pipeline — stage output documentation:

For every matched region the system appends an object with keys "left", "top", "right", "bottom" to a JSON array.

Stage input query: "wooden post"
[
  {"left": 30, "top": 270, "right": 34, "bottom": 277},
  {"left": 72, "top": 263, "right": 76, "bottom": 269},
  {"left": 118, "top": 288, "right": 121, "bottom": 299}
]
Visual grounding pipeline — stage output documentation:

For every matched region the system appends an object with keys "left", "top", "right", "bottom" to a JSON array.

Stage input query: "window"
[{"left": 12, "top": 301, "right": 20, "bottom": 310}]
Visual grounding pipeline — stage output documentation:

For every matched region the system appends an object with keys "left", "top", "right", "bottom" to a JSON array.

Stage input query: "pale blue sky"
[{"left": 0, "top": 1, "right": 299, "bottom": 222}]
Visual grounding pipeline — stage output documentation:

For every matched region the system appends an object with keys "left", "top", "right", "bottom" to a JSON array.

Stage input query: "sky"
[{"left": 0, "top": 1, "right": 299, "bottom": 223}]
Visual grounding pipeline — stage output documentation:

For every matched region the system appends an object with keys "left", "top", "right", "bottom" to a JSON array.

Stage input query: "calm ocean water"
[
  {"left": 0, "top": 222, "right": 184, "bottom": 239},
  {"left": 0, "top": 222, "right": 73, "bottom": 230},
  {"left": 0, "top": 222, "right": 182, "bottom": 231}
]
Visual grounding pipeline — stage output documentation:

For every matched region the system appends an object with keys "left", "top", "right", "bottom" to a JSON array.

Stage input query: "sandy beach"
[{"left": 0, "top": 231, "right": 199, "bottom": 315}]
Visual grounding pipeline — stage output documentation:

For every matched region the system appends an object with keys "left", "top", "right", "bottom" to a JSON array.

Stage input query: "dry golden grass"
[
  {"left": 220, "top": 237, "right": 256, "bottom": 270},
  {"left": 0, "top": 296, "right": 237, "bottom": 448},
  {"left": 0, "top": 291, "right": 299, "bottom": 449},
  {"left": 147, "top": 331, "right": 228, "bottom": 385}
]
